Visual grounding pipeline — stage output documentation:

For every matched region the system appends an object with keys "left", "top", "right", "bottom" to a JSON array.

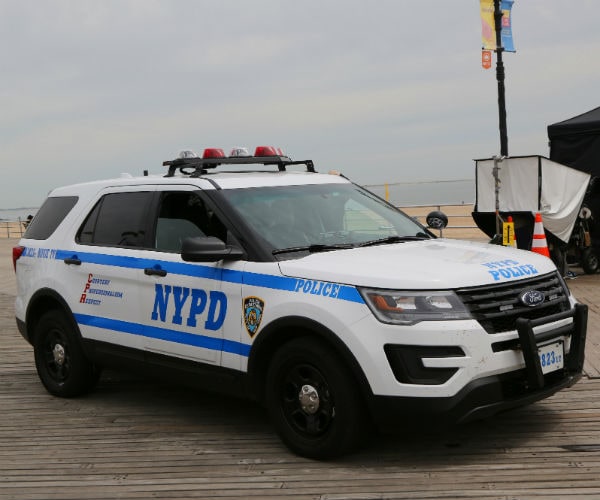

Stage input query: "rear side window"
[
  {"left": 24, "top": 196, "right": 78, "bottom": 240},
  {"left": 77, "top": 192, "right": 153, "bottom": 247}
]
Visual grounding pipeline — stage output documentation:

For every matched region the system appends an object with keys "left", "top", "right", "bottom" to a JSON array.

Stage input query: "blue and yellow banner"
[{"left": 480, "top": 0, "right": 515, "bottom": 53}]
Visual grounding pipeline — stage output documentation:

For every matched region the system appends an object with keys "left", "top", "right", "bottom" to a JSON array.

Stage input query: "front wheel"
[
  {"left": 33, "top": 310, "right": 100, "bottom": 397},
  {"left": 265, "top": 337, "right": 368, "bottom": 459}
]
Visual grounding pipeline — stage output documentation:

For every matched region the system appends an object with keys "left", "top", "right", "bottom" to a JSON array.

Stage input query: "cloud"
[{"left": 1, "top": 0, "right": 599, "bottom": 207}]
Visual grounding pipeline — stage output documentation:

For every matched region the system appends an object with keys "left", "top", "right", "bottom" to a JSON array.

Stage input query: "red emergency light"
[
  {"left": 255, "top": 146, "right": 282, "bottom": 157},
  {"left": 202, "top": 148, "right": 225, "bottom": 159}
]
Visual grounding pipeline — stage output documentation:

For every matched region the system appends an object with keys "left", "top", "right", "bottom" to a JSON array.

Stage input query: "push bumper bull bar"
[{"left": 516, "top": 302, "right": 588, "bottom": 390}]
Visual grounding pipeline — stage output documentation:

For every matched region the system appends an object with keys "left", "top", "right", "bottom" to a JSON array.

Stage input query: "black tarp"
[{"left": 548, "top": 106, "right": 600, "bottom": 176}]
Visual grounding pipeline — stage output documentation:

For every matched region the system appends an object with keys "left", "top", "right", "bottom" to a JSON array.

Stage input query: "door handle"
[
  {"left": 63, "top": 257, "right": 82, "bottom": 265},
  {"left": 144, "top": 267, "right": 167, "bottom": 277}
]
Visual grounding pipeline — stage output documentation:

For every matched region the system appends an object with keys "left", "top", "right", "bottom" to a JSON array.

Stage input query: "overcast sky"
[{"left": 1, "top": 0, "right": 598, "bottom": 208}]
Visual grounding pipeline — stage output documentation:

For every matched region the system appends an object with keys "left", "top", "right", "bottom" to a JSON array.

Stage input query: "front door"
[{"left": 138, "top": 188, "right": 231, "bottom": 365}]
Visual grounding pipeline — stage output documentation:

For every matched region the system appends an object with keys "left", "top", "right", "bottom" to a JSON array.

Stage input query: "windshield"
[{"left": 221, "top": 182, "right": 432, "bottom": 254}]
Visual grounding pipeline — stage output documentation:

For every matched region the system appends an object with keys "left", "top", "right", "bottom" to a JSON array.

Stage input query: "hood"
[{"left": 277, "top": 239, "right": 557, "bottom": 289}]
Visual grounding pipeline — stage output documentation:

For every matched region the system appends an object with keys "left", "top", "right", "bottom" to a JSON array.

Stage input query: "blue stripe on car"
[
  {"left": 74, "top": 313, "right": 251, "bottom": 357},
  {"left": 55, "top": 249, "right": 364, "bottom": 303}
]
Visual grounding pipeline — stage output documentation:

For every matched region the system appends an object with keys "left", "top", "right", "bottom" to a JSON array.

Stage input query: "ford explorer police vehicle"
[{"left": 13, "top": 147, "right": 587, "bottom": 458}]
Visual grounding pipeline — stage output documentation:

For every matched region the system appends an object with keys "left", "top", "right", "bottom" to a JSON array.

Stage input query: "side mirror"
[
  {"left": 426, "top": 211, "right": 448, "bottom": 230},
  {"left": 181, "top": 236, "right": 244, "bottom": 262}
]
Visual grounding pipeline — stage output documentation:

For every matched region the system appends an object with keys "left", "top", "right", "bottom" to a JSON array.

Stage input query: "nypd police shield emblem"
[{"left": 243, "top": 296, "right": 264, "bottom": 337}]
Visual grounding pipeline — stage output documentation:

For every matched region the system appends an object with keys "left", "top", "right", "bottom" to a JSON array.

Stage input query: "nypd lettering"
[
  {"left": 294, "top": 279, "right": 341, "bottom": 298},
  {"left": 151, "top": 284, "right": 227, "bottom": 331},
  {"left": 481, "top": 259, "right": 539, "bottom": 281},
  {"left": 243, "top": 296, "right": 264, "bottom": 337}
]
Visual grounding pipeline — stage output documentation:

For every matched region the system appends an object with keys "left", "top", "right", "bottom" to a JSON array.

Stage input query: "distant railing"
[
  {"left": 364, "top": 179, "right": 475, "bottom": 208},
  {"left": 0, "top": 219, "right": 28, "bottom": 238}
]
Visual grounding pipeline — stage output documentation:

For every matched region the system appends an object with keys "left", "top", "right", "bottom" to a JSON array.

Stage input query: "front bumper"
[{"left": 370, "top": 303, "right": 588, "bottom": 428}]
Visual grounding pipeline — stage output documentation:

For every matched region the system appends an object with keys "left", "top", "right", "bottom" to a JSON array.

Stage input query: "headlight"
[{"left": 359, "top": 288, "right": 471, "bottom": 325}]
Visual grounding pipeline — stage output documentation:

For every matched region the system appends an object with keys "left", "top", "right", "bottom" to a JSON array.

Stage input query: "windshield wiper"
[
  {"left": 357, "top": 235, "right": 429, "bottom": 247},
  {"left": 272, "top": 243, "right": 354, "bottom": 255}
]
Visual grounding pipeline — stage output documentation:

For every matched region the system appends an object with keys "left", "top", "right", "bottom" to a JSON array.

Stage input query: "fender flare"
[{"left": 25, "top": 288, "right": 84, "bottom": 348}]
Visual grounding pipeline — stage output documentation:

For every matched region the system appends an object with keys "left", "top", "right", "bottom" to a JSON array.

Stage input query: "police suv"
[{"left": 13, "top": 147, "right": 587, "bottom": 458}]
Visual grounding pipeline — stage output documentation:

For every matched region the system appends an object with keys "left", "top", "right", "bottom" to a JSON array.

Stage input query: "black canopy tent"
[
  {"left": 548, "top": 106, "right": 600, "bottom": 254},
  {"left": 548, "top": 106, "right": 600, "bottom": 176}
]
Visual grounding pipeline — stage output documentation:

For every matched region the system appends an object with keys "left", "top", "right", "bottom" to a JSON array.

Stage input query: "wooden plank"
[{"left": 3, "top": 275, "right": 600, "bottom": 500}]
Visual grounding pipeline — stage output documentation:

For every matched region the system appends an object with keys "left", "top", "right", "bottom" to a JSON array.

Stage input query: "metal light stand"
[{"left": 491, "top": 155, "right": 506, "bottom": 244}]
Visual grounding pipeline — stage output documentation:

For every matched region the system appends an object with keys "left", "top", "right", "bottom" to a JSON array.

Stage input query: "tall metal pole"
[{"left": 494, "top": 0, "right": 508, "bottom": 156}]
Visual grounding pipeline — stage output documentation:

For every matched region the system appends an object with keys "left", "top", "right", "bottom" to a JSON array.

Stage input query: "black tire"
[
  {"left": 33, "top": 310, "right": 100, "bottom": 397},
  {"left": 265, "top": 337, "right": 368, "bottom": 459},
  {"left": 581, "top": 248, "right": 600, "bottom": 274}
]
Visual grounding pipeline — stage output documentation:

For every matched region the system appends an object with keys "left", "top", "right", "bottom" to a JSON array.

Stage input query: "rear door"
[{"left": 65, "top": 187, "right": 155, "bottom": 352}]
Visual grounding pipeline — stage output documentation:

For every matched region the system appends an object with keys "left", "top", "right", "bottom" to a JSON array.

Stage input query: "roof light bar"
[{"left": 163, "top": 145, "right": 314, "bottom": 177}]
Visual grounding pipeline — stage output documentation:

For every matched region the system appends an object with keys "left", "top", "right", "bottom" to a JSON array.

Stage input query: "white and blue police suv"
[{"left": 13, "top": 147, "right": 587, "bottom": 458}]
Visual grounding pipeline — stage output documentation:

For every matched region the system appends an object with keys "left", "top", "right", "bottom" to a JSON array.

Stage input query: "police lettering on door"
[{"left": 151, "top": 284, "right": 227, "bottom": 330}]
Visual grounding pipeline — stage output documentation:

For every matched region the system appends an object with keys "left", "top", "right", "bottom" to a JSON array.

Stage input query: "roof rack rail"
[{"left": 163, "top": 154, "right": 316, "bottom": 177}]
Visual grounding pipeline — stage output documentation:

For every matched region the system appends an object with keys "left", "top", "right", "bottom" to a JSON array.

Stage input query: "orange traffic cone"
[{"left": 531, "top": 212, "right": 550, "bottom": 257}]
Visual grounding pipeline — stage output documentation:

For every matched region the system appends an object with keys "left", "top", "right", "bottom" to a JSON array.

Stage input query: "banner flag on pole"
[
  {"left": 480, "top": 0, "right": 495, "bottom": 50},
  {"left": 480, "top": 0, "right": 515, "bottom": 53},
  {"left": 500, "top": 0, "right": 515, "bottom": 52},
  {"left": 482, "top": 49, "right": 492, "bottom": 69}
]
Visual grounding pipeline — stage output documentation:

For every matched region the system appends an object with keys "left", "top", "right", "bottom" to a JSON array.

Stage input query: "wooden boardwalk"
[{"left": 2, "top": 240, "right": 600, "bottom": 498}]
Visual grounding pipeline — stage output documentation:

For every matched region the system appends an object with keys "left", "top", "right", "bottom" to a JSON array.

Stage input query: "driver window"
[{"left": 154, "top": 192, "right": 226, "bottom": 253}]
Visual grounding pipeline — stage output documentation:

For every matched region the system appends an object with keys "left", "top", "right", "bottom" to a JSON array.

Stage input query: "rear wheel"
[
  {"left": 265, "top": 337, "right": 368, "bottom": 459},
  {"left": 581, "top": 247, "right": 599, "bottom": 274},
  {"left": 33, "top": 310, "right": 100, "bottom": 397}
]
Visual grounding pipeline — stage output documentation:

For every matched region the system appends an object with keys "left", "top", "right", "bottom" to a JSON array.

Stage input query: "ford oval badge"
[{"left": 519, "top": 289, "right": 545, "bottom": 307}]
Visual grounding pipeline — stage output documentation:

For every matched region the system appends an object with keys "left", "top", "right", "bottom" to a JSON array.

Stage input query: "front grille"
[{"left": 456, "top": 272, "right": 571, "bottom": 334}]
